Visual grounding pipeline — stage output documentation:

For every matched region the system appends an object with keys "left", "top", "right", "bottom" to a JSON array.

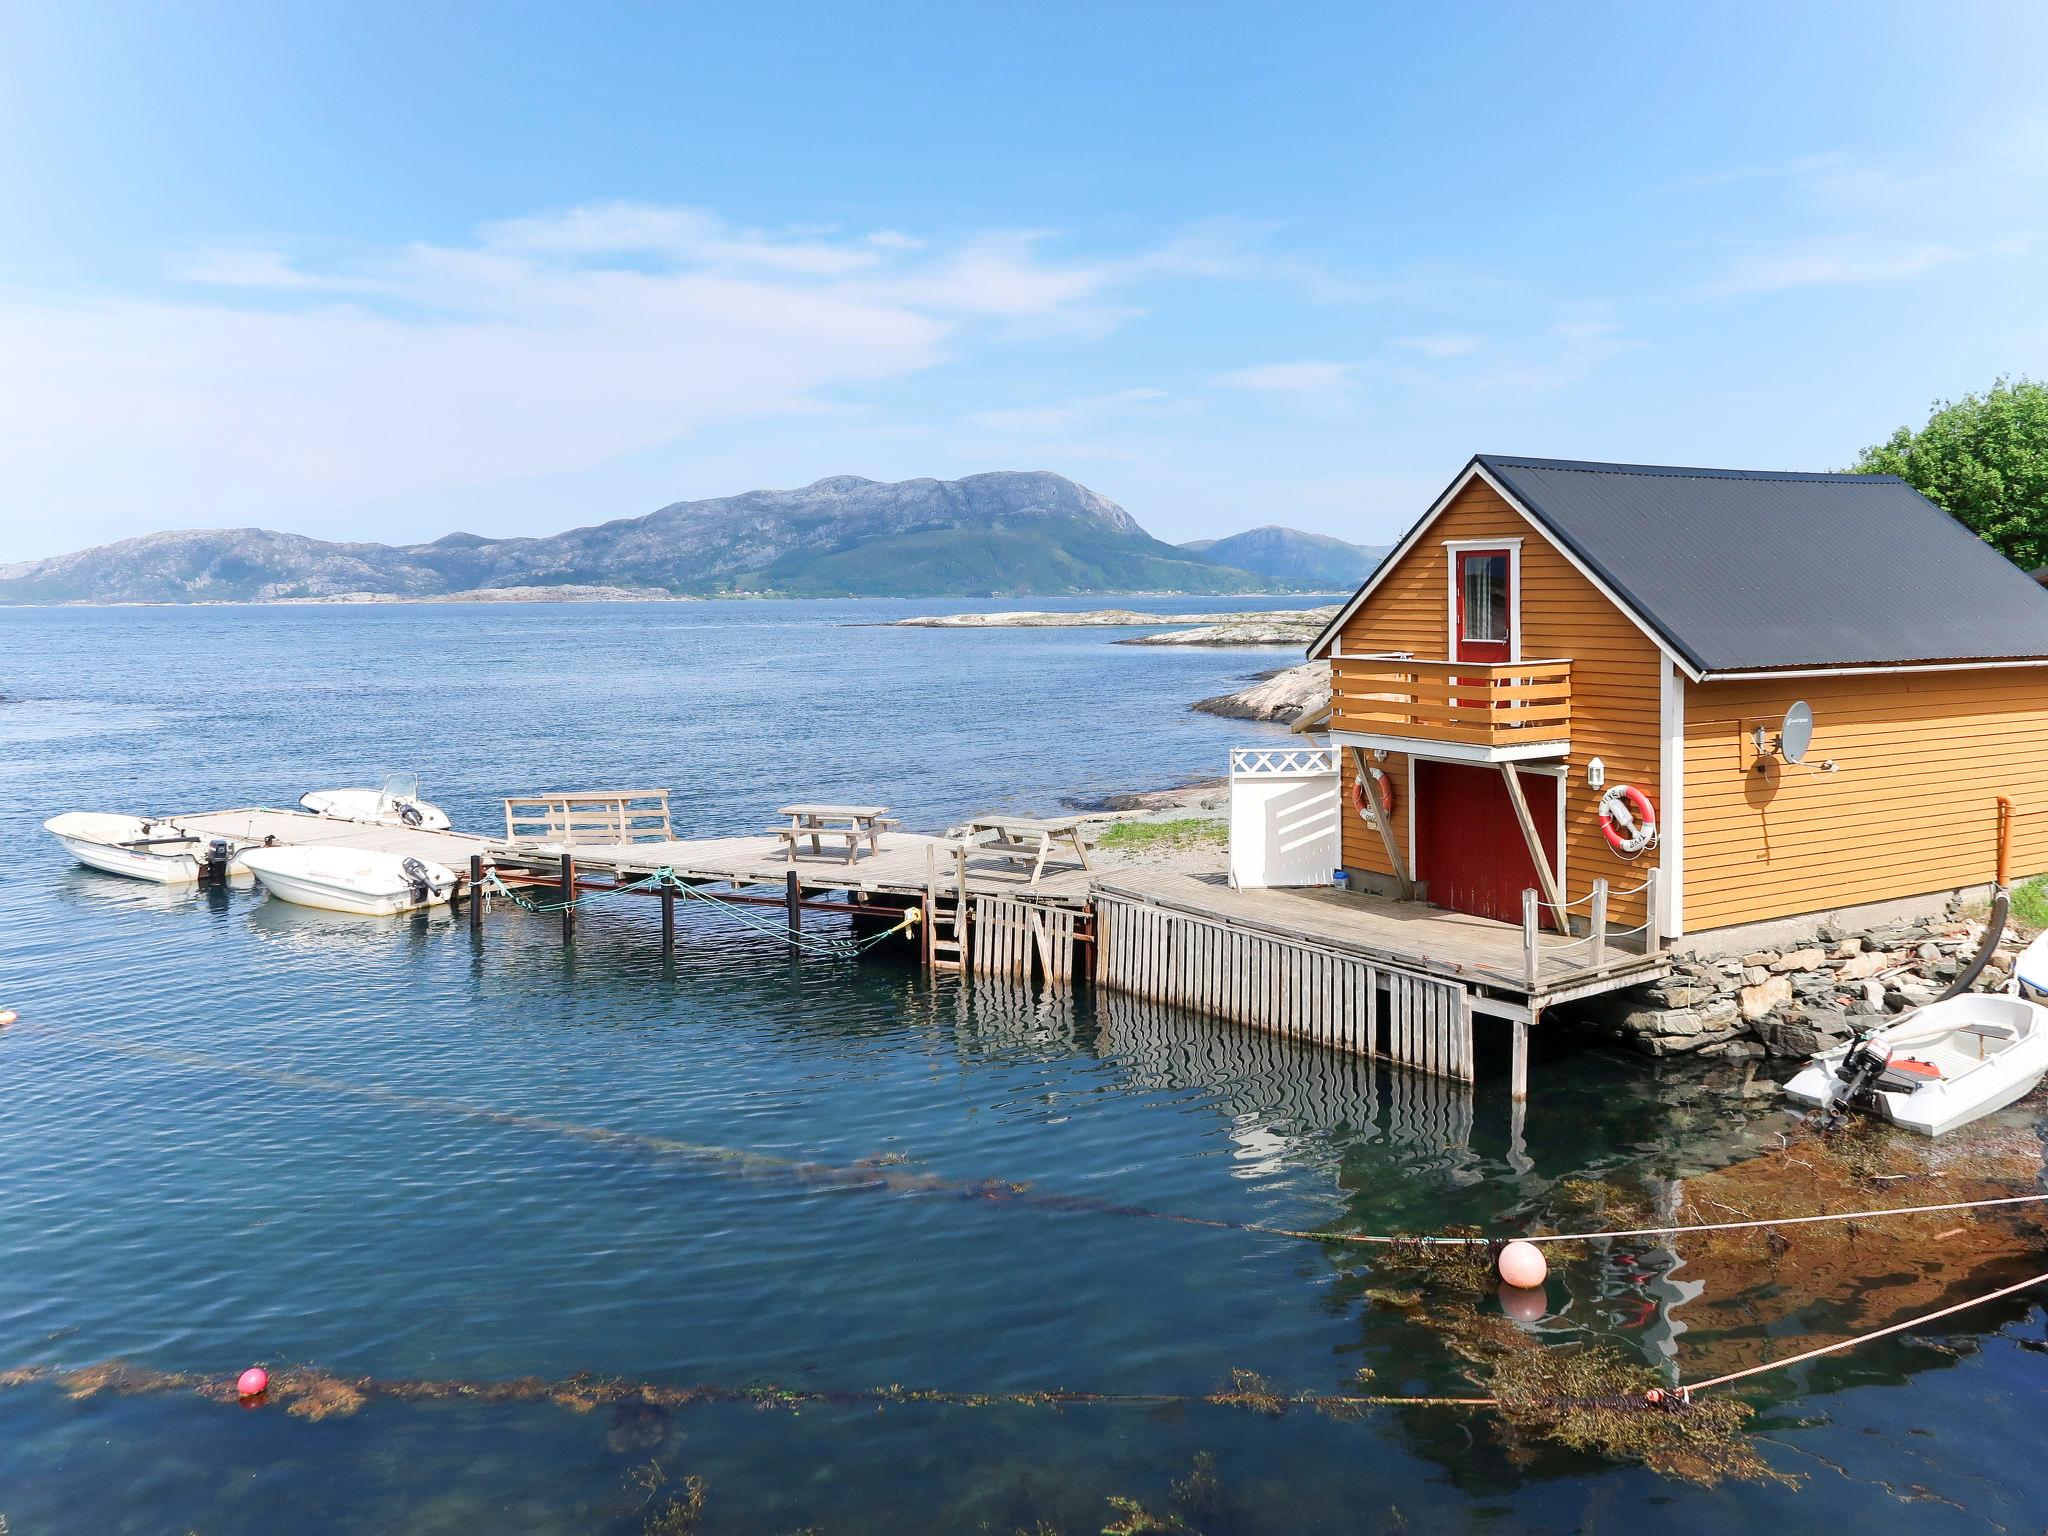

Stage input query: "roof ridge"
[{"left": 1478, "top": 453, "right": 1898, "bottom": 486}]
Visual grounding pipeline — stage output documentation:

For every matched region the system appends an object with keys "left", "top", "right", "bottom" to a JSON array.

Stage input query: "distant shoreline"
[{"left": 0, "top": 589, "right": 1344, "bottom": 611}]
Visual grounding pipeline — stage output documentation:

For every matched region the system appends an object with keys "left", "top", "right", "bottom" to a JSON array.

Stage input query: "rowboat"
[
  {"left": 43, "top": 812, "right": 247, "bottom": 884},
  {"left": 298, "top": 772, "right": 451, "bottom": 832},
  {"left": 1784, "top": 991, "right": 2048, "bottom": 1136},
  {"left": 238, "top": 846, "right": 459, "bottom": 916}
]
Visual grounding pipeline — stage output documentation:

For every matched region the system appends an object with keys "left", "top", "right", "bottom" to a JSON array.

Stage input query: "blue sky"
[{"left": 3, "top": 2, "right": 2046, "bottom": 561}]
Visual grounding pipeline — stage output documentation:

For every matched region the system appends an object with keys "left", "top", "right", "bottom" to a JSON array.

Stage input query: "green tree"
[{"left": 1852, "top": 376, "right": 2048, "bottom": 570}]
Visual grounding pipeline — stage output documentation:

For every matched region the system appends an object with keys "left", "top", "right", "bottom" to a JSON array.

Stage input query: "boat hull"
[
  {"left": 239, "top": 847, "right": 458, "bottom": 917},
  {"left": 1784, "top": 993, "right": 2048, "bottom": 1135},
  {"left": 298, "top": 788, "right": 452, "bottom": 832},
  {"left": 43, "top": 813, "right": 248, "bottom": 885}
]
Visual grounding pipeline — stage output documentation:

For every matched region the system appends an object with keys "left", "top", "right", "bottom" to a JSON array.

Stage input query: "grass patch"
[
  {"left": 2013, "top": 874, "right": 2048, "bottom": 932},
  {"left": 1096, "top": 817, "right": 1228, "bottom": 852}
]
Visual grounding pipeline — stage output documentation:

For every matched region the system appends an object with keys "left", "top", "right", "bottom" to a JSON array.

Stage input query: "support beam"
[
  {"left": 1499, "top": 762, "right": 1567, "bottom": 933},
  {"left": 468, "top": 855, "right": 483, "bottom": 933},
  {"left": 1347, "top": 744, "right": 1412, "bottom": 900}
]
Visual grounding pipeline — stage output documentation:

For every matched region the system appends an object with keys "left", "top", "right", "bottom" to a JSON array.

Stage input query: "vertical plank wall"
[{"left": 1094, "top": 894, "right": 1473, "bottom": 1082}]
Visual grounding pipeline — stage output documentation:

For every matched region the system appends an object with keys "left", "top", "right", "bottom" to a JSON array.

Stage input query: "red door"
[
  {"left": 1455, "top": 549, "right": 1512, "bottom": 664},
  {"left": 1414, "top": 760, "right": 1557, "bottom": 925}
]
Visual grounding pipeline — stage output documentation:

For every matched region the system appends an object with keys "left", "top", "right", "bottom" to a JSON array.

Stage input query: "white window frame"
[{"left": 1443, "top": 537, "right": 1522, "bottom": 662}]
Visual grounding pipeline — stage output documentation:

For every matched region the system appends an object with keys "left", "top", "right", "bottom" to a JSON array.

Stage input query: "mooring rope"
[{"left": 479, "top": 866, "right": 921, "bottom": 959}]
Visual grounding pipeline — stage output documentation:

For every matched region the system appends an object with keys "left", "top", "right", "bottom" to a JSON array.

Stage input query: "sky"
[{"left": 3, "top": 1, "right": 2047, "bottom": 562}]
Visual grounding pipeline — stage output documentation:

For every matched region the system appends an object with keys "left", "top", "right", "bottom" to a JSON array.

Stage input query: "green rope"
[{"left": 479, "top": 866, "right": 921, "bottom": 958}]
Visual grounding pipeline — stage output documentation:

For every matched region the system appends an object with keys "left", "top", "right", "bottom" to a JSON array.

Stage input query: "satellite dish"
[{"left": 1780, "top": 701, "right": 1814, "bottom": 764}]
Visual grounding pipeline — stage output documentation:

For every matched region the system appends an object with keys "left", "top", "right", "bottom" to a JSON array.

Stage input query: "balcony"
[{"left": 1329, "top": 654, "right": 1572, "bottom": 762}]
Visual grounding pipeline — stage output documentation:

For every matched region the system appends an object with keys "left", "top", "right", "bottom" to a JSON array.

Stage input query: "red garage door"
[{"left": 1414, "top": 760, "right": 1558, "bottom": 926}]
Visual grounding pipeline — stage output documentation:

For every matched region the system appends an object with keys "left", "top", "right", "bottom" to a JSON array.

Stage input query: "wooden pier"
[{"left": 165, "top": 790, "right": 1667, "bottom": 1104}]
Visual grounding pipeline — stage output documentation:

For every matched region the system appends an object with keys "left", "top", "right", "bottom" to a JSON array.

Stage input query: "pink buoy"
[
  {"left": 237, "top": 1367, "right": 269, "bottom": 1399},
  {"left": 0, "top": 1010, "right": 16, "bottom": 1027},
  {"left": 1497, "top": 1239, "right": 1548, "bottom": 1289}
]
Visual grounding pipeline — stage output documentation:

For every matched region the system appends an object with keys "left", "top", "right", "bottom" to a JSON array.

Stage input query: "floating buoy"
[
  {"left": 1497, "top": 1239, "right": 1548, "bottom": 1289},
  {"left": 237, "top": 1366, "right": 269, "bottom": 1399},
  {"left": 0, "top": 1010, "right": 15, "bottom": 1027}
]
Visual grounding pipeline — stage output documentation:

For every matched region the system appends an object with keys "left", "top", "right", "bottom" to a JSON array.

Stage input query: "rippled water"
[{"left": 0, "top": 599, "right": 2043, "bottom": 1533}]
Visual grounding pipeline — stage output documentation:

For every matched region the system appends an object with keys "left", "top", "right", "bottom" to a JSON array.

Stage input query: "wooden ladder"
[{"left": 924, "top": 841, "right": 971, "bottom": 971}]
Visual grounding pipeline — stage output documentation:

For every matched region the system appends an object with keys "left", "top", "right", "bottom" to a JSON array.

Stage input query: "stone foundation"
[{"left": 1561, "top": 895, "right": 2034, "bottom": 1059}]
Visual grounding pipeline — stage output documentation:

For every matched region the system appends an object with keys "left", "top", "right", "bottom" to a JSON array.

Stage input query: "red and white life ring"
[
  {"left": 1350, "top": 766, "right": 1397, "bottom": 821},
  {"left": 1599, "top": 784, "right": 1658, "bottom": 858}
]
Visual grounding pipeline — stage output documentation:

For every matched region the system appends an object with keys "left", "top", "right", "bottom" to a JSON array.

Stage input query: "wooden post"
[
  {"left": 660, "top": 878, "right": 676, "bottom": 957},
  {"left": 559, "top": 854, "right": 575, "bottom": 940},
  {"left": 1589, "top": 877, "right": 1608, "bottom": 967},
  {"left": 1348, "top": 744, "right": 1412, "bottom": 899},
  {"left": 1644, "top": 866, "right": 1664, "bottom": 954},
  {"left": 785, "top": 870, "right": 803, "bottom": 952},
  {"left": 469, "top": 855, "right": 483, "bottom": 933},
  {"left": 1522, "top": 887, "right": 1540, "bottom": 986},
  {"left": 1510, "top": 1013, "right": 1531, "bottom": 1104},
  {"left": 1499, "top": 763, "right": 1567, "bottom": 932}
]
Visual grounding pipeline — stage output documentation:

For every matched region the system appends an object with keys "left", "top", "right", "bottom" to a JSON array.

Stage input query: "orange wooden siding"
[
  {"left": 1681, "top": 670, "right": 2048, "bottom": 931},
  {"left": 1333, "top": 481, "right": 1667, "bottom": 929}
]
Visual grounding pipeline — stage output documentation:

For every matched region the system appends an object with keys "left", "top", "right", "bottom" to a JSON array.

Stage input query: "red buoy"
[{"left": 237, "top": 1366, "right": 269, "bottom": 1399}]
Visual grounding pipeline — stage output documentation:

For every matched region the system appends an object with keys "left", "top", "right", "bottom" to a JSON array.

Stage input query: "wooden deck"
[{"left": 1091, "top": 870, "right": 1667, "bottom": 1004}]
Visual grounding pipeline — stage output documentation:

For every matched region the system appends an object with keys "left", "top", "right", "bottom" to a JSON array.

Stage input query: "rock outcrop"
[{"left": 1191, "top": 661, "right": 1331, "bottom": 724}]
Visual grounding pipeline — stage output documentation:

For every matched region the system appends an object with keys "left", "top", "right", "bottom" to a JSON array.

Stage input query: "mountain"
[
  {"left": 0, "top": 472, "right": 1307, "bottom": 603},
  {"left": 1180, "top": 525, "right": 1387, "bottom": 588}
]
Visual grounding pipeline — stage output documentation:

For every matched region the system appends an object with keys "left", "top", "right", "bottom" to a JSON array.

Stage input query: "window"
[{"left": 1461, "top": 553, "right": 1509, "bottom": 643}]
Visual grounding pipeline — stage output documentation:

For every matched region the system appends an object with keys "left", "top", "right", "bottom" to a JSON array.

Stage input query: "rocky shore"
[
  {"left": 1568, "top": 898, "right": 2033, "bottom": 1059},
  {"left": 1190, "top": 660, "right": 1329, "bottom": 723},
  {"left": 886, "top": 606, "right": 1336, "bottom": 645}
]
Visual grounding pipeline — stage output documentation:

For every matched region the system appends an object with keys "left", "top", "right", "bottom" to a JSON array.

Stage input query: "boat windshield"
[{"left": 377, "top": 772, "right": 422, "bottom": 808}]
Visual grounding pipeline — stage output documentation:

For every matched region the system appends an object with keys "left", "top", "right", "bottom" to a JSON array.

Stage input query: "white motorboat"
[
  {"left": 298, "top": 772, "right": 451, "bottom": 832},
  {"left": 2018, "top": 930, "right": 2048, "bottom": 1002},
  {"left": 1784, "top": 991, "right": 2048, "bottom": 1136},
  {"left": 238, "top": 846, "right": 459, "bottom": 916},
  {"left": 43, "top": 812, "right": 248, "bottom": 884}
]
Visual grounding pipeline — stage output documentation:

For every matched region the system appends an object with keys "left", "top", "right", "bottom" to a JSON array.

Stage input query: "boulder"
[
  {"left": 1742, "top": 951, "right": 1780, "bottom": 969},
  {"left": 1835, "top": 951, "right": 1892, "bottom": 982},
  {"left": 1771, "top": 946, "right": 1827, "bottom": 973},
  {"left": 1741, "top": 965, "right": 1769, "bottom": 986},
  {"left": 1833, "top": 938, "right": 1866, "bottom": 958},
  {"left": 1754, "top": 1016, "right": 1825, "bottom": 1058},
  {"left": 1739, "top": 974, "right": 1793, "bottom": 1021}
]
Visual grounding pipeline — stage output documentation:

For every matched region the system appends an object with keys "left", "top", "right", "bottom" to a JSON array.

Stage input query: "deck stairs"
[{"left": 924, "top": 841, "right": 972, "bottom": 971}]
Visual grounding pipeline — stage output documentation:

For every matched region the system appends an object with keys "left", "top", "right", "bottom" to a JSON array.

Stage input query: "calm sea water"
[{"left": 0, "top": 598, "right": 2042, "bottom": 1534}]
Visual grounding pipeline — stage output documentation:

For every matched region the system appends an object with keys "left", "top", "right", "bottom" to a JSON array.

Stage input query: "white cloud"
[
  {"left": 1211, "top": 361, "right": 1355, "bottom": 393},
  {"left": 1392, "top": 333, "right": 1483, "bottom": 358},
  {"left": 966, "top": 386, "right": 1168, "bottom": 435},
  {"left": 1705, "top": 237, "right": 1965, "bottom": 296}
]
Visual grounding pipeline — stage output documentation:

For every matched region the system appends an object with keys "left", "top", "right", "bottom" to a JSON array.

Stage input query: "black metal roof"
[{"left": 1471, "top": 455, "right": 2048, "bottom": 673}]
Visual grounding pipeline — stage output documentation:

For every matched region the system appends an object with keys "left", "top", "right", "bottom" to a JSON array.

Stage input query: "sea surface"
[{"left": 0, "top": 598, "right": 2042, "bottom": 1534}]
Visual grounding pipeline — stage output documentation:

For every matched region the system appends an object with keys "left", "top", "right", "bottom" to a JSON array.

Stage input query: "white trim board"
[
  {"left": 1658, "top": 655, "right": 1686, "bottom": 939},
  {"left": 1330, "top": 729, "right": 1570, "bottom": 766}
]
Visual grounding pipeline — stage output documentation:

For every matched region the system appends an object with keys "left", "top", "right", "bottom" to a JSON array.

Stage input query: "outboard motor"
[
  {"left": 400, "top": 856, "right": 433, "bottom": 906},
  {"left": 397, "top": 800, "right": 425, "bottom": 828},
  {"left": 202, "top": 838, "right": 232, "bottom": 885},
  {"left": 1828, "top": 1038, "right": 1894, "bottom": 1117}
]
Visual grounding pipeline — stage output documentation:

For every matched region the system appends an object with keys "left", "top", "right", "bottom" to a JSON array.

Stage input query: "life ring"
[
  {"left": 1350, "top": 766, "right": 1397, "bottom": 821},
  {"left": 1599, "top": 784, "right": 1658, "bottom": 858}
]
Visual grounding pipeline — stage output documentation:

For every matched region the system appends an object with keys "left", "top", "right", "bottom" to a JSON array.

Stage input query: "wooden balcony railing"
[{"left": 1331, "top": 655, "right": 1572, "bottom": 752}]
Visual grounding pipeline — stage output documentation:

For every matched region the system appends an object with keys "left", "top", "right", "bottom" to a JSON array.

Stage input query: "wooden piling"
[
  {"left": 785, "top": 870, "right": 802, "bottom": 951},
  {"left": 660, "top": 879, "right": 676, "bottom": 956},
  {"left": 559, "top": 854, "right": 575, "bottom": 940},
  {"left": 469, "top": 855, "right": 484, "bottom": 932}
]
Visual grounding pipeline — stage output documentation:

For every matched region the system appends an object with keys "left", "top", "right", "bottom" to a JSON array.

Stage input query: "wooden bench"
[{"left": 504, "top": 790, "right": 672, "bottom": 848}]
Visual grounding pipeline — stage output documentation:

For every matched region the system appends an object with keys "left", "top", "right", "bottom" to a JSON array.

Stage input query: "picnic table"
[
  {"left": 776, "top": 803, "right": 895, "bottom": 865},
  {"left": 965, "top": 815, "right": 1094, "bottom": 885}
]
